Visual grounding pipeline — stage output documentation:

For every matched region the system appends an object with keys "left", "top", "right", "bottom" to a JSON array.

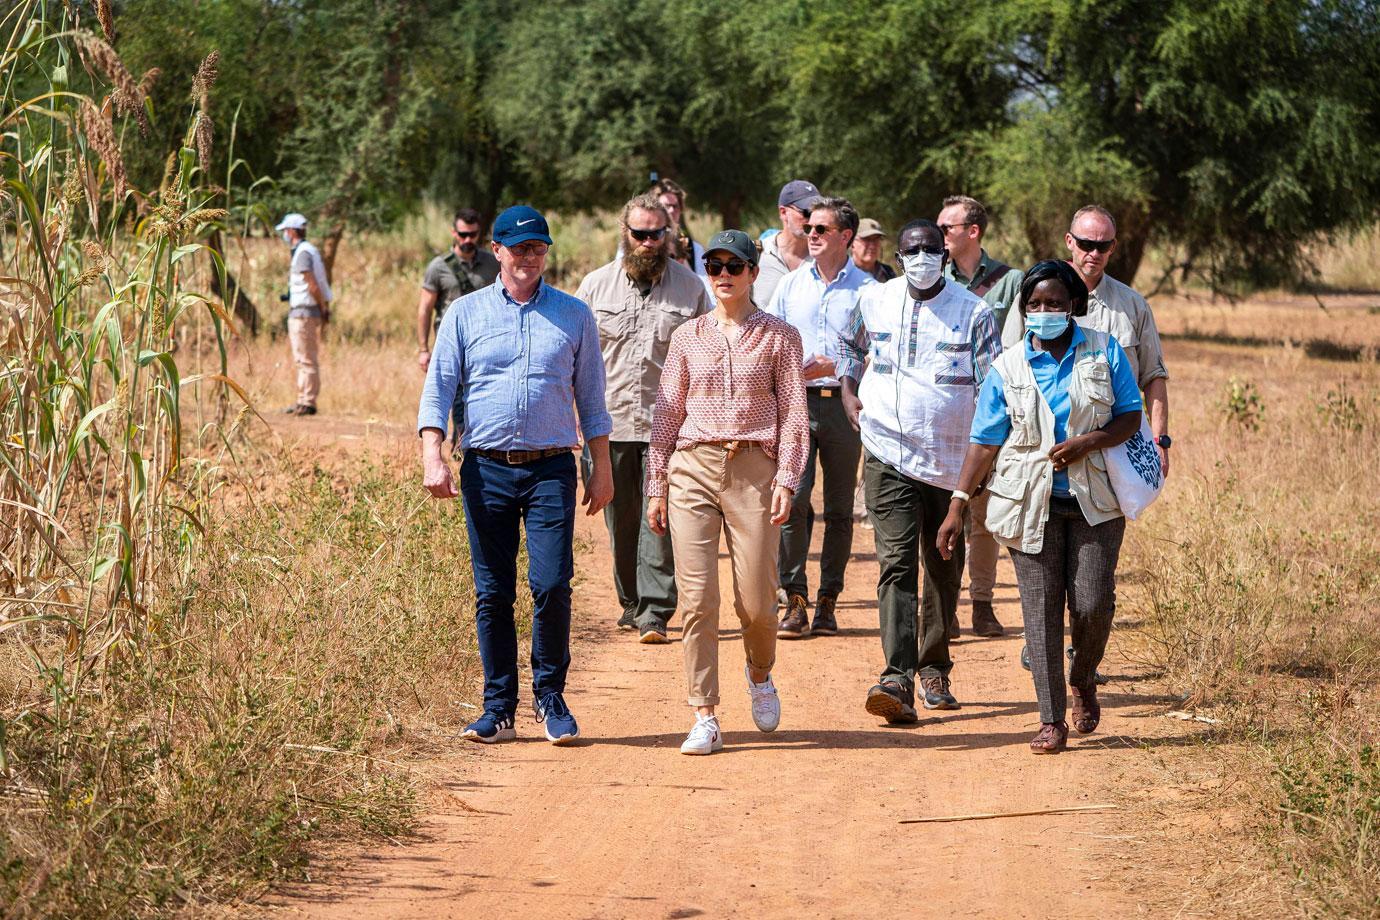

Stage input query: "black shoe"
[
  {"left": 811, "top": 595, "right": 838, "bottom": 636},
  {"left": 865, "top": 681, "right": 918, "bottom": 724},
  {"left": 638, "top": 623, "right": 669, "bottom": 644},
  {"left": 920, "top": 676, "right": 960, "bottom": 710},
  {"left": 777, "top": 593, "right": 810, "bottom": 639},
  {"left": 616, "top": 609, "right": 637, "bottom": 631},
  {"left": 282, "top": 403, "right": 316, "bottom": 416},
  {"left": 971, "top": 600, "right": 1005, "bottom": 637}
]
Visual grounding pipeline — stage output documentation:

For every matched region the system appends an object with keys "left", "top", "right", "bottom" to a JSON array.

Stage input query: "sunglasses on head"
[
  {"left": 898, "top": 244, "right": 945, "bottom": 257},
  {"left": 804, "top": 224, "right": 838, "bottom": 237},
  {"left": 628, "top": 226, "right": 668, "bottom": 242},
  {"left": 703, "top": 258, "right": 751, "bottom": 276},
  {"left": 454, "top": 230, "right": 479, "bottom": 240},
  {"left": 1071, "top": 234, "right": 1115, "bottom": 254}
]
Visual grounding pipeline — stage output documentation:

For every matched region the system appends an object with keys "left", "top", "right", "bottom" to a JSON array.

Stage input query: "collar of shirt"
[
  {"left": 808, "top": 256, "right": 860, "bottom": 287},
  {"left": 1024, "top": 321, "right": 1088, "bottom": 363},
  {"left": 500, "top": 278, "right": 544, "bottom": 308},
  {"left": 945, "top": 248, "right": 995, "bottom": 287}
]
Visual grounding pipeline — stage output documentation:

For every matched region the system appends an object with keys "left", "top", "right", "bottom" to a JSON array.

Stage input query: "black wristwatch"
[{"left": 1155, "top": 434, "right": 1172, "bottom": 449}]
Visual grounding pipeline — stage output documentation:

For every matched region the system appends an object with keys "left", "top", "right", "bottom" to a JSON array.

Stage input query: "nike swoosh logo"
[{"left": 516, "top": 219, "right": 536, "bottom": 226}]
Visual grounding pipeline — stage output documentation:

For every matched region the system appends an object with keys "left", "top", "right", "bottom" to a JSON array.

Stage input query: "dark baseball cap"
[
  {"left": 702, "top": 229, "right": 758, "bottom": 266},
  {"left": 778, "top": 179, "right": 822, "bottom": 210},
  {"left": 491, "top": 205, "right": 553, "bottom": 247}
]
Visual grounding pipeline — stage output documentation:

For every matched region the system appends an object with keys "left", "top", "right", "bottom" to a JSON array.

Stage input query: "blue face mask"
[{"left": 1027, "top": 311, "right": 1071, "bottom": 340}]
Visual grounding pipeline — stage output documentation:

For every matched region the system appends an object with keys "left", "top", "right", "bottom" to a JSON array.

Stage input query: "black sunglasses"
[
  {"left": 704, "top": 259, "right": 751, "bottom": 276},
  {"left": 628, "top": 226, "right": 668, "bottom": 242},
  {"left": 454, "top": 231, "right": 479, "bottom": 240},
  {"left": 897, "top": 244, "right": 945, "bottom": 257},
  {"left": 804, "top": 224, "right": 838, "bottom": 237},
  {"left": 1071, "top": 234, "right": 1115, "bottom": 253}
]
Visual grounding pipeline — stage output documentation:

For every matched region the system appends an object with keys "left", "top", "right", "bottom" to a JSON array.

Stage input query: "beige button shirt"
[
  {"left": 576, "top": 258, "right": 711, "bottom": 442},
  {"left": 1002, "top": 271, "right": 1168, "bottom": 389}
]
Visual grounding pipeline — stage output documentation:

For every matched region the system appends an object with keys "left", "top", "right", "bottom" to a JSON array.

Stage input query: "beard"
[
  {"left": 458, "top": 241, "right": 477, "bottom": 256},
  {"left": 622, "top": 234, "right": 669, "bottom": 285}
]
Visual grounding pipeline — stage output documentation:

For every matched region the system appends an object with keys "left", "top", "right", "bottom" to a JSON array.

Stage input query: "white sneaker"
[
  {"left": 746, "top": 666, "right": 781, "bottom": 732},
  {"left": 680, "top": 714, "right": 723, "bottom": 755}
]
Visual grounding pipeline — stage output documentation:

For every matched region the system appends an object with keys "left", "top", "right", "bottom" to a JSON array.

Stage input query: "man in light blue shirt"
[
  {"left": 764, "top": 196, "right": 876, "bottom": 639},
  {"left": 419, "top": 205, "right": 613, "bottom": 747}
]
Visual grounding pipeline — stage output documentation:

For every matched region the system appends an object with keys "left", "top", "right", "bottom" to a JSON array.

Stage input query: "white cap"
[{"left": 275, "top": 212, "right": 308, "bottom": 232}]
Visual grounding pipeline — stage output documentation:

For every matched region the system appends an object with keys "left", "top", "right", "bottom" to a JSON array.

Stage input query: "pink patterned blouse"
[{"left": 646, "top": 310, "right": 809, "bottom": 498}]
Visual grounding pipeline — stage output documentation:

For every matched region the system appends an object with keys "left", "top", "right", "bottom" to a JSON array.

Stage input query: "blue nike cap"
[{"left": 491, "top": 205, "right": 553, "bottom": 247}]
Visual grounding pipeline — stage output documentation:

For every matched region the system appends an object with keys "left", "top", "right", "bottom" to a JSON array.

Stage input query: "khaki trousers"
[
  {"left": 966, "top": 491, "right": 999, "bottom": 604},
  {"left": 287, "top": 315, "right": 322, "bottom": 408},
  {"left": 668, "top": 443, "right": 780, "bottom": 707}
]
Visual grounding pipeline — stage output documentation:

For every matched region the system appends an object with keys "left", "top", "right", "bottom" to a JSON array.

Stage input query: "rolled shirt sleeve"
[{"left": 1132, "top": 300, "right": 1169, "bottom": 388}]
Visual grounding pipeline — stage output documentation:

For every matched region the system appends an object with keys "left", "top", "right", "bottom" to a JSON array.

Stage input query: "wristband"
[{"left": 951, "top": 489, "right": 971, "bottom": 503}]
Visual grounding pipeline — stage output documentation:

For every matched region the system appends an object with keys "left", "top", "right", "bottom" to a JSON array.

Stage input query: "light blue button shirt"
[
  {"left": 764, "top": 257, "right": 876, "bottom": 389},
  {"left": 417, "top": 280, "right": 612, "bottom": 450}
]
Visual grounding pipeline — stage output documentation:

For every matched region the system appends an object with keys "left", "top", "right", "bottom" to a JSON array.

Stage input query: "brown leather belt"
[
  {"left": 468, "top": 447, "right": 571, "bottom": 465},
  {"left": 810, "top": 387, "right": 836, "bottom": 398},
  {"left": 702, "top": 439, "right": 758, "bottom": 459}
]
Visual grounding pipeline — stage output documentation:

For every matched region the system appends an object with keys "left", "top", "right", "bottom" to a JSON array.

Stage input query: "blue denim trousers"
[{"left": 459, "top": 451, "right": 577, "bottom": 716}]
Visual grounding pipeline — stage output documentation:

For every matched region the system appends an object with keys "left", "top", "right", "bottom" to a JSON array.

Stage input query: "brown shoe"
[
  {"left": 812, "top": 595, "right": 838, "bottom": 636},
  {"left": 945, "top": 608, "right": 960, "bottom": 641},
  {"left": 1070, "top": 683, "right": 1100, "bottom": 734},
  {"left": 1030, "top": 720, "right": 1069, "bottom": 754},
  {"left": 970, "top": 600, "right": 1005, "bottom": 637},
  {"left": 778, "top": 593, "right": 810, "bottom": 639}
]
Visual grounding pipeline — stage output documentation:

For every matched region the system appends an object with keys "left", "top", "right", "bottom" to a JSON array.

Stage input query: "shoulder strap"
[{"left": 971, "top": 263, "right": 1012, "bottom": 298}]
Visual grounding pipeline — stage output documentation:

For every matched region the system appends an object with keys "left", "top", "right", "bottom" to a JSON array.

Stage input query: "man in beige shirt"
[
  {"left": 576, "top": 193, "right": 711, "bottom": 643},
  {"left": 1003, "top": 205, "right": 1171, "bottom": 476}
]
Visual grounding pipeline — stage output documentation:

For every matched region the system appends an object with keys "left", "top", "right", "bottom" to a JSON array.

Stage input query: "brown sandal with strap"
[
  {"left": 1070, "top": 684, "right": 1101, "bottom": 735},
  {"left": 1030, "top": 720, "right": 1069, "bottom": 754}
]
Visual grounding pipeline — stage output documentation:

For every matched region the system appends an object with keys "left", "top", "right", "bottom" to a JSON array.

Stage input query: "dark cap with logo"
[
  {"left": 492, "top": 205, "right": 553, "bottom": 247},
  {"left": 778, "top": 179, "right": 822, "bottom": 210},
  {"left": 702, "top": 229, "right": 758, "bottom": 266}
]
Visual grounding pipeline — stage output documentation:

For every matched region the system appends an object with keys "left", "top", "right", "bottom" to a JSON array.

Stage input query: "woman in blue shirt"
[{"left": 937, "top": 260, "right": 1142, "bottom": 754}]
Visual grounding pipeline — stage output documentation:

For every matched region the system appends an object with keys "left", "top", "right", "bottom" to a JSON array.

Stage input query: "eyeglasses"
[
  {"left": 1071, "top": 234, "right": 1115, "bottom": 254},
  {"left": 790, "top": 206, "right": 811, "bottom": 219},
  {"left": 804, "top": 224, "right": 838, "bottom": 237},
  {"left": 703, "top": 259, "right": 751, "bottom": 276},
  {"left": 454, "top": 230, "right": 479, "bottom": 240},
  {"left": 898, "top": 244, "right": 945, "bottom": 257},
  {"left": 628, "top": 227, "right": 668, "bottom": 242},
  {"left": 507, "top": 243, "right": 549, "bottom": 258},
  {"left": 938, "top": 222, "right": 974, "bottom": 235}
]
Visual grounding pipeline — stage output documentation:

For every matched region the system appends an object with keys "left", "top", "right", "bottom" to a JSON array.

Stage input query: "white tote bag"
[{"left": 1103, "top": 417, "right": 1163, "bottom": 520}]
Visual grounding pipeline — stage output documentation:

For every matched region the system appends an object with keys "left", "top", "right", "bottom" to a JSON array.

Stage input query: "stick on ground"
[{"left": 899, "top": 804, "right": 1118, "bottom": 824}]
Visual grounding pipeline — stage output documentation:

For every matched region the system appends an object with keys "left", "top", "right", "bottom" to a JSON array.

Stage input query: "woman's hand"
[
  {"left": 646, "top": 496, "right": 669, "bottom": 536},
  {"left": 769, "top": 485, "right": 793, "bottom": 525},
  {"left": 1048, "top": 434, "right": 1095, "bottom": 471},
  {"left": 937, "top": 502, "right": 965, "bottom": 560}
]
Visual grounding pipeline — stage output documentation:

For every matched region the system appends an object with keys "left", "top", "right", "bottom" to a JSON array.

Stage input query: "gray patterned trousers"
[{"left": 1009, "top": 497, "right": 1126, "bottom": 724}]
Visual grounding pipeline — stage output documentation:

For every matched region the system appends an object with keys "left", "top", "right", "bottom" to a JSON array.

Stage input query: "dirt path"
[{"left": 266, "top": 426, "right": 1208, "bottom": 919}]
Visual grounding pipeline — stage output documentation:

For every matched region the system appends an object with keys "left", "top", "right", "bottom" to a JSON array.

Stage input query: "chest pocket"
[
  {"left": 592, "top": 302, "right": 629, "bottom": 341},
  {"left": 656, "top": 302, "right": 697, "bottom": 342},
  {"left": 1005, "top": 383, "right": 1041, "bottom": 447},
  {"left": 932, "top": 340, "right": 974, "bottom": 386},
  {"left": 867, "top": 330, "right": 895, "bottom": 374},
  {"left": 1078, "top": 359, "right": 1115, "bottom": 427}
]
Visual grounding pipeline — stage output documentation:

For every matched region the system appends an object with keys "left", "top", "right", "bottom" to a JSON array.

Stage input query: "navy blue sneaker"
[
  {"left": 462, "top": 710, "right": 515, "bottom": 744},
  {"left": 534, "top": 691, "right": 579, "bottom": 745}
]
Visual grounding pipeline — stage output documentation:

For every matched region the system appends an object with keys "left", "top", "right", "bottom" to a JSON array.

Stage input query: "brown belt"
[
  {"left": 468, "top": 447, "right": 571, "bottom": 465},
  {"left": 702, "top": 439, "right": 759, "bottom": 459}
]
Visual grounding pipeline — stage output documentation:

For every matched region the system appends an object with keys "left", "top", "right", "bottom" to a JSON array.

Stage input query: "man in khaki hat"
[{"left": 852, "top": 218, "right": 896, "bottom": 282}]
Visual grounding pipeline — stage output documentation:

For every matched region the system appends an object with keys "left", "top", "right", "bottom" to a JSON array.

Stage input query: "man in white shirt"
[
  {"left": 765, "top": 197, "right": 876, "bottom": 639},
  {"left": 839, "top": 219, "right": 1002, "bottom": 720},
  {"left": 276, "top": 212, "right": 333, "bottom": 416}
]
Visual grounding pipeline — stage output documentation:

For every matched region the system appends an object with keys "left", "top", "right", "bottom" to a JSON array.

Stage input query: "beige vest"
[{"left": 985, "top": 328, "right": 1123, "bottom": 554}]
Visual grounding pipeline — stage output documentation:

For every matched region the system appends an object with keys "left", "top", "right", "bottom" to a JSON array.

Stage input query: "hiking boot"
[
  {"left": 680, "top": 713, "right": 723, "bottom": 755},
  {"left": 945, "top": 607, "right": 960, "bottom": 641},
  {"left": 616, "top": 608, "right": 637, "bottom": 631},
  {"left": 533, "top": 691, "right": 579, "bottom": 745},
  {"left": 811, "top": 595, "right": 839, "bottom": 636},
  {"left": 777, "top": 593, "right": 810, "bottom": 639},
  {"left": 865, "top": 681, "right": 918, "bottom": 724},
  {"left": 745, "top": 666, "right": 781, "bottom": 732},
  {"left": 282, "top": 403, "right": 316, "bottom": 416},
  {"left": 1030, "top": 720, "right": 1069, "bottom": 754},
  {"left": 1070, "top": 683, "right": 1101, "bottom": 734},
  {"left": 920, "top": 676, "right": 960, "bottom": 710},
  {"left": 971, "top": 600, "right": 1005, "bottom": 637},
  {"left": 638, "top": 623, "right": 669, "bottom": 644},
  {"left": 462, "top": 709, "right": 515, "bottom": 744}
]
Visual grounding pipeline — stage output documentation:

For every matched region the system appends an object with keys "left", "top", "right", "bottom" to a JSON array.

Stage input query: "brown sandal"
[
  {"left": 1030, "top": 720, "right": 1068, "bottom": 754},
  {"left": 1070, "top": 684, "right": 1100, "bottom": 735}
]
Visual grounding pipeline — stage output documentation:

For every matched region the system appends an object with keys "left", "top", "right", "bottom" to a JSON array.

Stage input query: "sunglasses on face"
[
  {"left": 1071, "top": 234, "right": 1115, "bottom": 254},
  {"left": 508, "top": 243, "right": 549, "bottom": 258},
  {"left": 628, "top": 226, "right": 668, "bottom": 242},
  {"left": 897, "top": 244, "right": 945, "bottom": 257},
  {"left": 938, "top": 222, "right": 974, "bottom": 235},
  {"left": 704, "top": 259, "right": 751, "bottom": 276},
  {"left": 804, "top": 224, "right": 838, "bottom": 237},
  {"left": 454, "top": 230, "right": 479, "bottom": 240}
]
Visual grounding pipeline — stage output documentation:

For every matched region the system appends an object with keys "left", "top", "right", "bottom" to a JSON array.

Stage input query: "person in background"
[
  {"left": 937, "top": 195, "right": 1024, "bottom": 639},
  {"left": 275, "top": 212, "right": 332, "bottom": 417},
  {"left": 417, "top": 207, "right": 501, "bottom": 445},
  {"left": 650, "top": 178, "right": 709, "bottom": 286},
  {"left": 418, "top": 205, "right": 613, "bottom": 747},
  {"left": 938, "top": 259, "right": 1142, "bottom": 753},
  {"left": 765, "top": 197, "right": 876, "bottom": 640},
  {"left": 851, "top": 218, "right": 897, "bottom": 282},
  {"left": 576, "top": 193, "right": 710, "bottom": 643},
  {"left": 753, "top": 179, "right": 821, "bottom": 306},
  {"left": 646, "top": 229, "right": 808, "bottom": 756}
]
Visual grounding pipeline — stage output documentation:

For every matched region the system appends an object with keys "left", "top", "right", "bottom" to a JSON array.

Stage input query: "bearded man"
[{"left": 575, "top": 193, "right": 711, "bottom": 642}]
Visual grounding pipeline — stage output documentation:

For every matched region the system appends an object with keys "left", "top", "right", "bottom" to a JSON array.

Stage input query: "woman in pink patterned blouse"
[{"left": 645, "top": 229, "right": 809, "bottom": 755}]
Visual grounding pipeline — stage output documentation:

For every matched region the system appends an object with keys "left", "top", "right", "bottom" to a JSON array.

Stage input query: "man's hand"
[
  {"left": 646, "top": 496, "right": 668, "bottom": 536},
  {"left": 802, "top": 354, "right": 836, "bottom": 381},
  {"left": 937, "top": 503, "right": 965, "bottom": 560},
  {"left": 320, "top": 305, "right": 331, "bottom": 324},
  {"left": 417, "top": 348, "right": 431, "bottom": 373},
  {"left": 842, "top": 389, "right": 863, "bottom": 431},
  {"left": 582, "top": 435, "right": 614, "bottom": 516},
  {"left": 769, "top": 485, "right": 793, "bottom": 525},
  {"left": 420, "top": 428, "right": 458, "bottom": 498}
]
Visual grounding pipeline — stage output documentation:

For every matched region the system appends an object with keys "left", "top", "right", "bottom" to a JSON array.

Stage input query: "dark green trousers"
[
  {"left": 864, "top": 452, "right": 962, "bottom": 689},
  {"left": 582, "top": 441, "right": 676, "bottom": 628},
  {"left": 779, "top": 389, "right": 863, "bottom": 600}
]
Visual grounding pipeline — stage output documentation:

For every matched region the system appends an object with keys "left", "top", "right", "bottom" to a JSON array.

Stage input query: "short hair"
[
  {"left": 649, "top": 178, "right": 686, "bottom": 206},
  {"left": 942, "top": 195, "right": 988, "bottom": 234},
  {"left": 811, "top": 196, "right": 859, "bottom": 243},
  {"left": 620, "top": 192, "right": 670, "bottom": 228},
  {"left": 454, "top": 207, "right": 483, "bottom": 228},
  {"left": 897, "top": 217, "right": 941, "bottom": 240},
  {"left": 1070, "top": 205, "right": 1117, "bottom": 236},
  {"left": 1018, "top": 259, "right": 1090, "bottom": 317}
]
